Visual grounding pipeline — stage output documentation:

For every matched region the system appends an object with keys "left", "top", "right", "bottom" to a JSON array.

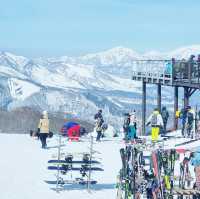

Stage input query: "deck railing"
[{"left": 132, "top": 60, "right": 200, "bottom": 85}]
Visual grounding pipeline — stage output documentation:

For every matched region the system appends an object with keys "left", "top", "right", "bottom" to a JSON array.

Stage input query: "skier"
[
  {"left": 146, "top": 108, "right": 164, "bottom": 143},
  {"left": 180, "top": 107, "right": 188, "bottom": 137},
  {"left": 94, "top": 109, "right": 104, "bottom": 142},
  {"left": 161, "top": 106, "right": 169, "bottom": 135},
  {"left": 128, "top": 110, "right": 137, "bottom": 141},
  {"left": 186, "top": 106, "right": 195, "bottom": 138},
  {"left": 123, "top": 113, "right": 130, "bottom": 141},
  {"left": 38, "top": 111, "right": 49, "bottom": 149}
]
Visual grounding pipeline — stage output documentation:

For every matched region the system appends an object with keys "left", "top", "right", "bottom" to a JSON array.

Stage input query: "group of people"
[
  {"left": 122, "top": 107, "right": 169, "bottom": 142},
  {"left": 33, "top": 103, "right": 198, "bottom": 147},
  {"left": 171, "top": 54, "right": 200, "bottom": 80}
]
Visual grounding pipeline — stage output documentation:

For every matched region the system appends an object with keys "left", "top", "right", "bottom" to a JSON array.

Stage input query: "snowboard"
[
  {"left": 45, "top": 179, "right": 97, "bottom": 185},
  {"left": 48, "top": 159, "right": 101, "bottom": 164},
  {"left": 48, "top": 166, "right": 104, "bottom": 171}
]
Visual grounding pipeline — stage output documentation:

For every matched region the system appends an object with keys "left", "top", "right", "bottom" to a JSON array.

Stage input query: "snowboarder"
[
  {"left": 94, "top": 109, "right": 104, "bottom": 141},
  {"left": 146, "top": 108, "right": 163, "bottom": 142},
  {"left": 128, "top": 110, "right": 137, "bottom": 140},
  {"left": 38, "top": 111, "right": 49, "bottom": 149},
  {"left": 161, "top": 106, "right": 169, "bottom": 135}
]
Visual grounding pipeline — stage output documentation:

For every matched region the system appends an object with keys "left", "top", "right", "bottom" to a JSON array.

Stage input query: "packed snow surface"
[{"left": 0, "top": 131, "right": 199, "bottom": 199}]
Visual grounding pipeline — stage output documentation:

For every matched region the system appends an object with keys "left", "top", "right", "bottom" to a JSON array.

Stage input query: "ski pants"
[
  {"left": 40, "top": 133, "right": 48, "bottom": 148},
  {"left": 163, "top": 121, "right": 167, "bottom": 134},
  {"left": 96, "top": 131, "right": 102, "bottom": 141},
  {"left": 128, "top": 125, "right": 136, "bottom": 140},
  {"left": 151, "top": 127, "right": 159, "bottom": 142}
]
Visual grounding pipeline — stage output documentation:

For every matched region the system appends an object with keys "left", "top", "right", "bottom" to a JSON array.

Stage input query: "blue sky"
[{"left": 0, "top": 0, "right": 200, "bottom": 57}]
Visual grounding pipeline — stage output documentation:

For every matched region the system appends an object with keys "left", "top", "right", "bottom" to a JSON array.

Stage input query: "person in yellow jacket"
[
  {"left": 38, "top": 111, "right": 49, "bottom": 149},
  {"left": 146, "top": 108, "right": 164, "bottom": 142}
]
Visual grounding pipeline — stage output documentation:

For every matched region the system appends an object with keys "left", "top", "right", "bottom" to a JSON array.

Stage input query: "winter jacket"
[
  {"left": 129, "top": 112, "right": 136, "bottom": 125},
  {"left": 187, "top": 109, "right": 195, "bottom": 125},
  {"left": 161, "top": 108, "right": 169, "bottom": 123},
  {"left": 180, "top": 108, "right": 187, "bottom": 124},
  {"left": 165, "top": 62, "right": 172, "bottom": 74},
  {"left": 191, "top": 148, "right": 200, "bottom": 167},
  {"left": 146, "top": 111, "right": 164, "bottom": 127},
  {"left": 94, "top": 112, "right": 104, "bottom": 127},
  {"left": 38, "top": 114, "right": 49, "bottom": 134}
]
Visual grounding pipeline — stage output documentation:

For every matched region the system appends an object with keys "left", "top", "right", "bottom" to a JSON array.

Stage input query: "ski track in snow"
[{"left": 0, "top": 131, "right": 200, "bottom": 199}]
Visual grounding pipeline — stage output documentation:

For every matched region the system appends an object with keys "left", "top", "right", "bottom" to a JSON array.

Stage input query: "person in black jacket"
[
  {"left": 94, "top": 110, "right": 104, "bottom": 141},
  {"left": 161, "top": 106, "right": 169, "bottom": 135}
]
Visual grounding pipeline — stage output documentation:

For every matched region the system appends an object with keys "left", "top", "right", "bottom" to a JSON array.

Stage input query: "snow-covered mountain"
[{"left": 0, "top": 45, "right": 200, "bottom": 127}]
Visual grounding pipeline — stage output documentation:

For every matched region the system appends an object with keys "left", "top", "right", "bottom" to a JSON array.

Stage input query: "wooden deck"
[{"left": 132, "top": 60, "right": 200, "bottom": 89}]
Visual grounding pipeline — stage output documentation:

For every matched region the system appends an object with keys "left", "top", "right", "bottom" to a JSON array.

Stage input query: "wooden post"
[
  {"left": 184, "top": 87, "right": 189, "bottom": 108},
  {"left": 142, "top": 80, "right": 146, "bottom": 136},
  {"left": 157, "top": 84, "right": 161, "bottom": 112},
  {"left": 174, "top": 86, "right": 178, "bottom": 130}
]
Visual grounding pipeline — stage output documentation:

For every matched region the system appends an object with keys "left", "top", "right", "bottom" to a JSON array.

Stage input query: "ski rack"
[
  {"left": 117, "top": 140, "right": 200, "bottom": 199},
  {"left": 49, "top": 134, "right": 100, "bottom": 193},
  {"left": 87, "top": 135, "right": 94, "bottom": 192}
]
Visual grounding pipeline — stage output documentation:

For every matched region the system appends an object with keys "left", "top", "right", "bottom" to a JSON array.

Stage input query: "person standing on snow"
[
  {"left": 128, "top": 110, "right": 137, "bottom": 140},
  {"left": 186, "top": 106, "right": 195, "bottom": 138},
  {"left": 161, "top": 106, "right": 169, "bottom": 135},
  {"left": 38, "top": 111, "right": 49, "bottom": 149},
  {"left": 180, "top": 107, "right": 188, "bottom": 137},
  {"left": 146, "top": 108, "right": 163, "bottom": 142},
  {"left": 123, "top": 113, "right": 130, "bottom": 141},
  {"left": 94, "top": 109, "right": 104, "bottom": 142}
]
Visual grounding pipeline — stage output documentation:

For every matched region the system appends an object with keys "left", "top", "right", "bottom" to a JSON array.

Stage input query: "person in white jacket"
[{"left": 146, "top": 108, "right": 164, "bottom": 142}]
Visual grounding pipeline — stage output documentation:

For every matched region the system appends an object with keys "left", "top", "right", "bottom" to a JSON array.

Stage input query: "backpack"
[
  {"left": 151, "top": 114, "right": 158, "bottom": 126},
  {"left": 187, "top": 111, "right": 194, "bottom": 124},
  {"left": 101, "top": 123, "right": 108, "bottom": 131}
]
